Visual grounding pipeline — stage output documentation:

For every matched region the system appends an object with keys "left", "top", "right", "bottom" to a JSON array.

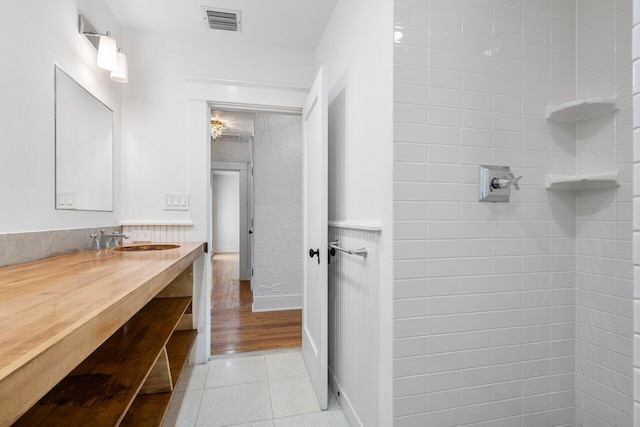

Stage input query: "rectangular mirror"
[{"left": 55, "top": 65, "right": 114, "bottom": 211}]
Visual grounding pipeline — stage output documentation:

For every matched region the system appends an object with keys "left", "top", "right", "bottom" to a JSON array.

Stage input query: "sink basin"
[{"left": 114, "top": 244, "right": 181, "bottom": 252}]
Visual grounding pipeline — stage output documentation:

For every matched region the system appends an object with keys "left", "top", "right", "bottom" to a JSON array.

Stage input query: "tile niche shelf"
[
  {"left": 545, "top": 171, "right": 620, "bottom": 190},
  {"left": 545, "top": 96, "right": 618, "bottom": 122}
]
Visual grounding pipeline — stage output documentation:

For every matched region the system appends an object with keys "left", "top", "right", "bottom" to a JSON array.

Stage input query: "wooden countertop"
[{"left": 0, "top": 242, "right": 205, "bottom": 425}]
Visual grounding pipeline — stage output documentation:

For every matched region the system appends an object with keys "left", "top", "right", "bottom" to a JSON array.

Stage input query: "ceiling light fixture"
[
  {"left": 79, "top": 15, "right": 127, "bottom": 82},
  {"left": 211, "top": 120, "right": 227, "bottom": 140}
]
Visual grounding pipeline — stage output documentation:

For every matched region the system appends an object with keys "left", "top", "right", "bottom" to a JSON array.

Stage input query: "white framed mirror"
[{"left": 55, "top": 65, "right": 114, "bottom": 212}]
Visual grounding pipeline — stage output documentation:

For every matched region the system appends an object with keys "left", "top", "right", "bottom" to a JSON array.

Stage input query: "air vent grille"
[
  {"left": 220, "top": 134, "right": 241, "bottom": 141},
  {"left": 203, "top": 7, "right": 242, "bottom": 32}
]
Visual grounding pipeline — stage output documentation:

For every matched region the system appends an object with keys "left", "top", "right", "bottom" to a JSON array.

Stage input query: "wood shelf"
[
  {"left": 545, "top": 96, "right": 618, "bottom": 122},
  {"left": 14, "top": 297, "right": 191, "bottom": 427},
  {"left": 545, "top": 171, "right": 620, "bottom": 190},
  {"left": 120, "top": 330, "right": 197, "bottom": 426},
  {"left": 120, "top": 393, "right": 172, "bottom": 427}
]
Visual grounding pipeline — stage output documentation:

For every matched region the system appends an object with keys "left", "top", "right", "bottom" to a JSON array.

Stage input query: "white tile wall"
[
  {"left": 395, "top": 0, "right": 632, "bottom": 425},
  {"left": 393, "top": 1, "right": 578, "bottom": 425},
  {"left": 575, "top": 1, "right": 634, "bottom": 425},
  {"left": 633, "top": 0, "right": 640, "bottom": 423}
]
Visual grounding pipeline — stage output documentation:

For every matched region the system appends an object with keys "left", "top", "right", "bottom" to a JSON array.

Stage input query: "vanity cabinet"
[{"left": 0, "top": 243, "right": 205, "bottom": 426}]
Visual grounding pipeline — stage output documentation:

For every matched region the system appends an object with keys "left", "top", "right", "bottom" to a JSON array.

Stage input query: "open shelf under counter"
[
  {"left": 0, "top": 242, "right": 205, "bottom": 426},
  {"left": 545, "top": 171, "right": 620, "bottom": 190},
  {"left": 545, "top": 96, "right": 618, "bottom": 122},
  {"left": 121, "top": 330, "right": 197, "bottom": 426}
]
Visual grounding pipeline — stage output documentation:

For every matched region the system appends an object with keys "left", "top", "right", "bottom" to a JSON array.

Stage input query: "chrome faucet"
[
  {"left": 107, "top": 232, "right": 130, "bottom": 248},
  {"left": 99, "top": 230, "right": 108, "bottom": 249},
  {"left": 89, "top": 233, "right": 101, "bottom": 251}
]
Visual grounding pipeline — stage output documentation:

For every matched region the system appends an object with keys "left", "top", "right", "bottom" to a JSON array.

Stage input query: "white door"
[
  {"left": 249, "top": 155, "right": 255, "bottom": 289},
  {"left": 302, "top": 66, "right": 329, "bottom": 410}
]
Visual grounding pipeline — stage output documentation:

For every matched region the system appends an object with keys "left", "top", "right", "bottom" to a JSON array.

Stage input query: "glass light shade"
[
  {"left": 110, "top": 51, "right": 128, "bottom": 83},
  {"left": 96, "top": 35, "right": 117, "bottom": 71}
]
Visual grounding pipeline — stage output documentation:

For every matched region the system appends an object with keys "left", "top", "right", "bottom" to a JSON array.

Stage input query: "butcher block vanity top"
[{"left": 0, "top": 242, "right": 205, "bottom": 425}]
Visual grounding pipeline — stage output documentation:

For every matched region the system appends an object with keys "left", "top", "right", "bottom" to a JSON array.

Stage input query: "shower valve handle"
[{"left": 491, "top": 172, "right": 522, "bottom": 191}]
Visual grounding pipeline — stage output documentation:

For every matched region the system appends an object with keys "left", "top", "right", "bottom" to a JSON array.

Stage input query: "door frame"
[
  {"left": 190, "top": 77, "right": 309, "bottom": 360},
  {"left": 211, "top": 162, "right": 251, "bottom": 281}
]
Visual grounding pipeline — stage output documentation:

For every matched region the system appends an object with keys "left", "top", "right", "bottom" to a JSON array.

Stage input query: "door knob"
[{"left": 308, "top": 248, "right": 320, "bottom": 264}]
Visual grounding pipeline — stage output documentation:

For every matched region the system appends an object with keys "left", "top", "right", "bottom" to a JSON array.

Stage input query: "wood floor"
[{"left": 211, "top": 253, "right": 302, "bottom": 355}]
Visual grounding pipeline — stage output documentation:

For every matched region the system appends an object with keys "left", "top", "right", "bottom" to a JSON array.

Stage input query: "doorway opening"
[{"left": 209, "top": 108, "right": 304, "bottom": 356}]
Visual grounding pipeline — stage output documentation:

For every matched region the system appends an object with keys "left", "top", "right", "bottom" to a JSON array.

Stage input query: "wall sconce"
[
  {"left": 110, "top": 48, "right": 128, "bottom": 83},
  {"left": 79, "top": 15, "right": 128, "bottom": 83}
]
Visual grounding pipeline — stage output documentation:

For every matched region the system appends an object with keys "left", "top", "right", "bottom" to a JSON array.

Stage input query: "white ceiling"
[{"left": 104, "top": 0, "right": 338, "bottom": 50}]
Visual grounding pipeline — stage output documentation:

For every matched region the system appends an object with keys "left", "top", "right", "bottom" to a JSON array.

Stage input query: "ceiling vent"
[
  {"left": 220, "top": 134, "right": 241, "bottom": 141},
  {"left": 202, "top": 7, "right": 242, "bottom": 32}
]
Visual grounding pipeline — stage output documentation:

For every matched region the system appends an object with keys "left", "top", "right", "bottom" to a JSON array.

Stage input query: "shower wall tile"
[
  {"left": 576, "top": 0, "right": 634, "bottom": 425},
  {"left": 633, "top": 0, "right": 640, "bottom": 423},
  {"left": 393, "top": 0, "right": 577, "bottom": 425}
]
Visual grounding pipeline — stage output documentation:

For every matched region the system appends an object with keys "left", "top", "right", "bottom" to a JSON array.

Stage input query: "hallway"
[{"left": 211, "top": 253, "right": 302, "bottom": 355}]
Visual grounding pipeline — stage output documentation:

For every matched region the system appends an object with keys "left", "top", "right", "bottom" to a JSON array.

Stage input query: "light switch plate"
[
  {"left": 479, "top": 165, "right": 511, "bottom": 202},
  {"left": 56, "top": 192, "right": 77, "bottom": 209},
  {"left": 164, "top": 193, "right": 189, "bottom": 211}
]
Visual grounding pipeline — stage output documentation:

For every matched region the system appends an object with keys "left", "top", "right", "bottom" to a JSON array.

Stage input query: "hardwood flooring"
[{"left": 211, "top": 253, "right": 302, "bottom": 355}]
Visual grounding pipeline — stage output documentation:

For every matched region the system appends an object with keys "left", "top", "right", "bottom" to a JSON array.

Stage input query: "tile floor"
[{"left": 163, "top": 348, "right": 349, "bottom": 427}]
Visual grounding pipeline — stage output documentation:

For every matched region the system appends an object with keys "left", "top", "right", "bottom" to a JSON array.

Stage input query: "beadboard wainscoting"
[
  {"left": 121, "top": 224, "right": 195, "bottom": 243},
  {"left": 328, "top": 224, "right": 381, "bottom": 427}
]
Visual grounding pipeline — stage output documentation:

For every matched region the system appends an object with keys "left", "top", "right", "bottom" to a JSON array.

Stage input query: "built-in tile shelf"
[
  {"left": 545, "top": 96, "right": 618, "bottom": 122},
  {"left": 545, "top": 171, "right": 620, "bottom": 190},
  {"left": 328, "top": 220, "right": 382, "bottom": 232}
]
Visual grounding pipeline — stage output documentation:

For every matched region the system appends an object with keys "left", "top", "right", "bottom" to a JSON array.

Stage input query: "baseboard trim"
[
  {"left": 329, "top": 368, "right": 363, "bottom": 427},
  {"left": 252, "top": 294, "right": 302, "bottom": 312},
  {"left": 212, "top": 248, "right": 239, "bottom": 254}
]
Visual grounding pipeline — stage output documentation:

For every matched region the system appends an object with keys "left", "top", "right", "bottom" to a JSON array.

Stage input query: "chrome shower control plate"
[{"left": 479, "top": 165, "right": 511, "bottom": 202}]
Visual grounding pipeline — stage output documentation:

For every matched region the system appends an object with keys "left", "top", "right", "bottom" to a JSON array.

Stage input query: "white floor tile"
[
  {"left": 273, "top": 411, "right": 350, "bottom": 427},
  {"left": 163, "top": 389, "right": 203, "bottom": 427},
  {"left": 268, "top": 377, "right": 321, "bottom": 418},
  {"left": 327, "top": 393, "right": 341, "bottom": 411},
  {"left": 265, "top": 351, "right": 308, "bottom": 380},
  {"left": 196, "top": 382, "right": 272, "bottom": 427},
  {"left": 175, "top": 364, "right": 210, "bottom": 392},
  {"left": 224, "top": 421, "right": 275, "bottom": 427},
  {"left": 206, "top": 355, "right": 268, "bottom": 388}
]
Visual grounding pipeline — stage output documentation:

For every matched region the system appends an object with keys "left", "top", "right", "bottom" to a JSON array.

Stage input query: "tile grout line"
[{"left": 265, "top": 355, "right": 277, "bottom": 425}]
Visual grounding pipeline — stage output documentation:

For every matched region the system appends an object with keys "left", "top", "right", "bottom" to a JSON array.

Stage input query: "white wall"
[
  {"left": 211, "top": 139, "right": 251, "bottom": 163},
  {"left": 315, "top": 0, "right": 394, "bottom": 424},
  {"left": 212, "top": 172, "right": 239, "bottom": 253},
  {"left": 119, "top": 29, "right": 315, "bottom": 224},
  {"left": 0, "top": 0, "right": 122, "bottom": 233},
  {"left": 393, "top": 1, "right": 578, "bottom": 425},
  {"left": 575, "top": 1, "right": 634, "bottom": 425},
  {"left": 252, "top": 113, "right": 303, "bottom": 310}
]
